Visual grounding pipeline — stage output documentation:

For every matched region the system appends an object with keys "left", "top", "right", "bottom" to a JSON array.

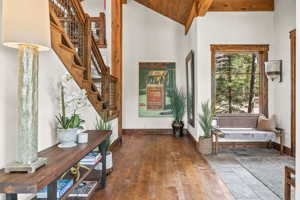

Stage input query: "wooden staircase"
[{"left": 49, "top": 0, "right": 118, "bottom": 121}]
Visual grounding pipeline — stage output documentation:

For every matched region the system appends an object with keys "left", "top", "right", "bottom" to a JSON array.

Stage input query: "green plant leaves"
[
  {"left": 56, "top": 113, "right": 85, "bottom": 129},
  {"left": 170, "top": 87, "right": 186, "bottom": 123},
  {"left": 95, "top": 117, "right": 112, "bottom": 131},
  {"left": 198, "top": 100, "right": 213, "bottom": 138}
]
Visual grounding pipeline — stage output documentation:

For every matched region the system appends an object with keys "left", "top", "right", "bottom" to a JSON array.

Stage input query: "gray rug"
[{"left": 236, "top": 154, "right": 295, "bottom": 199}]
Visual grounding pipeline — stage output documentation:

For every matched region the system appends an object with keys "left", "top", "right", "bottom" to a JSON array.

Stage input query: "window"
[
  {"left": 211, "top": 45, "right": 269, "bottom": 115},
  {"left": 215, "top": 53, "right": 259, "bottom": 114}
]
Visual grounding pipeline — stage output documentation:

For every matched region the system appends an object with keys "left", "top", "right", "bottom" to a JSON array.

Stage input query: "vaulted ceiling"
[
  {"left": 134, "top": 0, "right": 194, "bottom": 25},
  {"left": 80, "top": 0, "right": 274, "bottom": 33},
  {"left": 133, "top": 0, "right": 274, "bottom": 31}
]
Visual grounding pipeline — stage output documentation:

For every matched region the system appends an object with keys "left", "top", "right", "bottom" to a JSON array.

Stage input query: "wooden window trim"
[
  {"left": 211, "top": 44, "right": 269, "bottom": 116},
  {"left": 211, "top": 44, "right": 269, "bottom": 53}
]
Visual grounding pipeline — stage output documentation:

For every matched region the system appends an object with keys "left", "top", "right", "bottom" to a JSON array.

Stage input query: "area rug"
[{"left": 236, "top": 153, "right": 295, "bottom": 199}]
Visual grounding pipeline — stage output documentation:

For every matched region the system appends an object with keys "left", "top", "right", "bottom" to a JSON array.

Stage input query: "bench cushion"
[{"left": 219, "top": 128, "right": 276, "bottom": 142}]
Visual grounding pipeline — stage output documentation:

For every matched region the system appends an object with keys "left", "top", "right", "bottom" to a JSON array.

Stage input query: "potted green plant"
[
  {"left": 56, "top": 85, "right": 85, "bottom": 148},
  {"left": 95, "top": 117, "right": 113, "bottom": 174},
  {"left": 170, "top": 87, "right": 186, "bottom": 137},
  {"left": 198, "top": 100, "right": 213, "bottom": 154}
]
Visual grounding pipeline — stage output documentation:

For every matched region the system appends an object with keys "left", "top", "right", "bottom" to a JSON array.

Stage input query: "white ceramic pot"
[
  {"left": 57, "top": 128, "right": 78, "bottom": 148},
  {"left": 77, "top": 132, "right": 88, "bottom": 144},
  {"left": 106, "top": 151, "right": 113, "bottom": 170},
  {"left": 198, "top": 137, "right": 212, "bottom": 155},
  {"left": 212, "top": 119, "right": 218, "bottom": 128},
  {"left": 95, "top": 151, "right": 113, "bottom": 171}
]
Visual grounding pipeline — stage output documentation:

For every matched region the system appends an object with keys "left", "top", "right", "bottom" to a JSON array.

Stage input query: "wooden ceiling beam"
[
  {"left": 185, "top": 0, "right": 274, "bottom": 34},
  {"left": 209, "top": 0, "right": 274, "bottom": 12},
  {"left": 185, "top": 0, "right": 214, "bottom": 34},
  {"left": 185, "top": 1, "right": 197, "bottom": 34},
  {"left": 197, "top": 0, "right": 215, "bottom": 16}
]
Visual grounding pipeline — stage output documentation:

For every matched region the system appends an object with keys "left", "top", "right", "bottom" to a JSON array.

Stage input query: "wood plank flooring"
[{"left": 92, "top": 134, "right": 234, "bottom": 200}]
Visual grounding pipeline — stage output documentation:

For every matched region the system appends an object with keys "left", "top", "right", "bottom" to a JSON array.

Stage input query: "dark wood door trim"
[{"left": 290, "top": 29, "right": 296, "bottom": 157}]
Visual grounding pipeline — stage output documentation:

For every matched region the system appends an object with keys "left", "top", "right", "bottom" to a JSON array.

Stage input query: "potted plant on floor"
[
  {"left": 198, "top": 100, "right": 213, "bottom": 154},
  {"left": 170, "top": 87, "right": 186, "bottom": 137},
  {"left": 56, "top": 85, "right": 85, "bottom": 148},
  {"left": 95, "top": 116, "right": 113, "bottom": 174}
]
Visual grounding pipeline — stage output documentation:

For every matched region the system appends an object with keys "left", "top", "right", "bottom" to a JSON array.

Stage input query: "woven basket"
[{"left": 198, "top": 137, "right": 212, "bottom": 155}]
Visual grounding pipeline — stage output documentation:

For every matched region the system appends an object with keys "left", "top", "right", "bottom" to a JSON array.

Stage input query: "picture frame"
[
  {"left": 186, "top": 50, "right": 195, "bottom": 127},
  {"left": 139, "top": 62, "right": 176, "bottom": 118}
]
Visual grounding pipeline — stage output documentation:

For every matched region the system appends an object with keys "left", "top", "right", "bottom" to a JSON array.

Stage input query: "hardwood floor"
[{"left": 92, "top": 134, "right": 234, "bottom": 200}]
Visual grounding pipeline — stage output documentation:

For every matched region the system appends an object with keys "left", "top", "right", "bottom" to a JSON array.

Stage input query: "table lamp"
[{"left": 2, "top": 0, "right": 51, "bottom": 173}]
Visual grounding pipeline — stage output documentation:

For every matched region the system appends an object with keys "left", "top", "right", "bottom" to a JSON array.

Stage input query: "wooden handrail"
[
  {"left": 91, "top": 35, "right": 108, "bottom": 74},
  {"left": 71, "top": 0, "right": 86, "bottom": 24}
]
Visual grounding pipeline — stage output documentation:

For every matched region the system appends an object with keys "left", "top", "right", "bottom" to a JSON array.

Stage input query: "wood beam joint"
[{"left": 185, "top": 0, "right": 214, "bottom": 34}]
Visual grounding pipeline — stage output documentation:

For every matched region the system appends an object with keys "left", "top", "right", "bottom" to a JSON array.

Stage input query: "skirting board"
[
  {"left": 272, "top": 142, "right": 292, "bottom": 156},
  {"left": 123, "top": 129, "right": 173, "bottom": 135}
]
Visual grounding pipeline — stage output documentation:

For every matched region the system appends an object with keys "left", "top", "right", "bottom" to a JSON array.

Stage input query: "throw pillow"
[{"left": 257, "top": 115, "right": 276, "bottom": 132}]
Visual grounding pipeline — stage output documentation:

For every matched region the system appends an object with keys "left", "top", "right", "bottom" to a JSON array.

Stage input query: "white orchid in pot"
[{"left": 56, "top": 74, "right": 89, "bottom": 148}]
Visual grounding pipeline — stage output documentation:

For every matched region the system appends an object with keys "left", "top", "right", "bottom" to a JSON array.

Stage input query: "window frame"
[{"left": 211, "top": 44, "right": 269, "bottom": 117}]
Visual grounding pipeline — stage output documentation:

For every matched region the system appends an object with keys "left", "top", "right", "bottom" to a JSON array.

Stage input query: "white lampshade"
[{"left": 2, "top": 0, "right": 51, "bottom": 51}]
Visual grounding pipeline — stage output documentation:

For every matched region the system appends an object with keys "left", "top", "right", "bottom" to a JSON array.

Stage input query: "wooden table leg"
[
  {"left": 6, "top": 194, "right": 17, "bottom": 200},
  {"left": 48, "top": 180, "right": 57, "bottom": 200},
  {"left": 100, "top": 146, "right": 107, "bottom": 189}
]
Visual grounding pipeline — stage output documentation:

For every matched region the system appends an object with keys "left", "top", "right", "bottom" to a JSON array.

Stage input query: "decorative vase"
[
  {"left": 95, "top": 151, "right": 113, "bottom": 174},
  {"left": 57, "top": 128, "right": 78, "bottom": 148},
  {"left": 106, "top": 151, "right": 113, "bottom": 173},
  {"left": 77, "top": 132, "right": 88, "bottom": 144},
  {"left": 198, "top": 137, "right": 212, "bottom": 155},
  {"left": 212, "top": 119, "right": 218, "bottom": 128},
  {"left": 172, "top": 121, "right": 184, "bottom": 137}
]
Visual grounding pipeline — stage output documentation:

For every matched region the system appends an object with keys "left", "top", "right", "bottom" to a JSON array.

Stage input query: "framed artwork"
[
  {"left": 139, "top": 62, "right": 176, "bottom": 117},
  {"left": 186, "top": 50, "right": 195, "bottom": 127}
]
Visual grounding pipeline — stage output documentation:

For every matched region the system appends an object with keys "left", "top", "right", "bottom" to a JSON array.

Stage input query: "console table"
[{"left": 0, "top": 130, "right": 111, "bottom": 200}]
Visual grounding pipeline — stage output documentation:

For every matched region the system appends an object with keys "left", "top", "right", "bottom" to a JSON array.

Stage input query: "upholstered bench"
[{"left": 212, "top": 114, "right": 284, "bottom": 154}]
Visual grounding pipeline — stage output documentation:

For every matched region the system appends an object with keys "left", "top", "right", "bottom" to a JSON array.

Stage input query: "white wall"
[
  {"left": 184, "top": 20, "right": 199, "bottom": 140},
  {"left": 189, "top": 12, "right": 274, "bottom": 140},
  {"left": 0, "top": 0, "right": 117, "bottom": 170},
  {"left": 269, "top": 0, "right": 296, "bottom": 147},
  {"left": 81, "top": 0, "right": 105, "bottom": 17},
  {"left": 122, "top": 1, "right": 186, "bottom": 129}
]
